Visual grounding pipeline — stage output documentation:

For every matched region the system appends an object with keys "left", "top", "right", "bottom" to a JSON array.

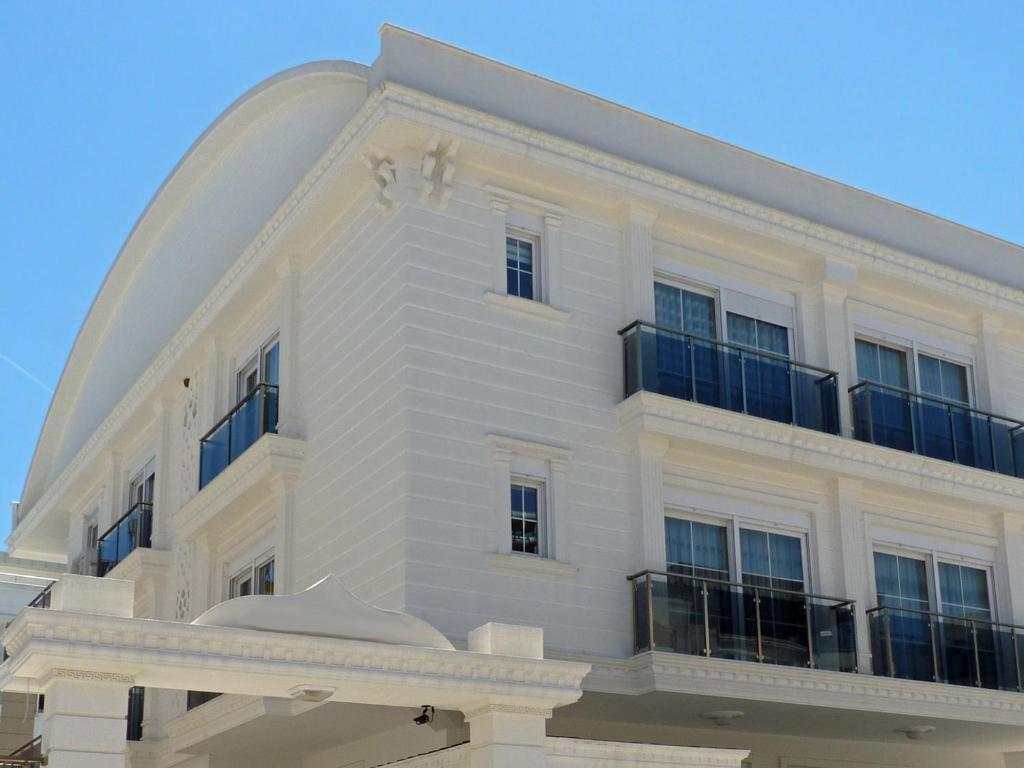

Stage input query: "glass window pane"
[
  {"left": 856, "top": 340, "right": 881, "bottom": 383},
  {"left": 878, "top": 345, "right": 909, "bottom": 389},
  {"left": 727, "top": 313, "right": 757, "bottom": 348},
  {"left": 654, "top": 282, "right": 682, "bottom": 330},
  {"left": 938, "top": 562, "right": 963, "bottom": 610},
  {"left": 691, "top": 521, "right": 728, "bottom": 576},
  {"left": 919, "top": 355, "right": 942, "bottom": 398},
  {"left": 874, "top": 552, "right": 900, "bottom": 607},
  {"left": 898, "top": 556, "right": 929, "bottom": 605},
  {"left": 941, "top": 360, "right": 969, "bottom": 404},
  {"left": 739, "top": 529, "right": 770, "bottom": 578},
  {"left": 654, "top": 283, "right": 716, "bottom": 338},
  {"left": 664, "top": 517, "right": 693, "bottom": 572},
  {"left": 262, "top": 343, "right": 280, "bottom": 386},
  {"left": 758, "top": 320, "right": 789, "bottom": 357},
  {"left": 768, "top": 533, "right": 804, "bottom": 583}
]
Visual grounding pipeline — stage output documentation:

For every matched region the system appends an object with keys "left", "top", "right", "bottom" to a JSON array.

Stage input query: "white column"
[
  {"left": 153, "top": 396, "right": 174, "bottom": 550},
  {"left": 272, "top": 474, "right": 299, "bottom": 594},
  {"left": 275, "top": 259, "right": 305, "bottom": 439},
  {"left": 543, "top": 213, "right": 564, "bottom": 309},
  {"left": 621, "top": 204, "right": 658, "bottom": 326},
  {"left": 101, "top": 451, "right": 123, "bottom": 531},
  {"left": 548, "top": 456, "right": 569, "bottom": 563},
  {"left": 465, "top": 624, "right": 550, "bottom": 768},
  {"left": 39, "top": 671, "right": 133, "bottom": 768},
  {"left": 996, "top": 513, "right": 1024, "bottom": 625},
  {"left": 637, "top": 434, "right": 669, "bottom": 571},
  {"left": 201, "top": 338, "right": 226, "bottom": 433},
  {"left": 976, "top": 313, "right": 1006, "bottom": 415},
  {"left": 490, "top": 197, "right": 510, "bottom": 296},
  {"left": 832, "top": 478, "right": 871, "bottom": 672}
]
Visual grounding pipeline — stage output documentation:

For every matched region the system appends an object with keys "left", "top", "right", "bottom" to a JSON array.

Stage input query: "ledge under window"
[
  {"left": 484, "top": 291, "right": 570, "bottom": 323},
  {"left": 488, "top": 552, "right": 578, "bottom": 581}
]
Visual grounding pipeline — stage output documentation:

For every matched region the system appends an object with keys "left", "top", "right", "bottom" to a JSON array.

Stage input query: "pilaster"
[
  {"left": 275, "top": 259, "right": 305, "bottom": 439},
  {"left": 272, "top": 474, "right": 299, "bottom": 595},
  {"left": 153, "top": 397, "right": 175, "bottom": 550},
  {"left": 490, "top": 197, "right": 510, "bottom": 297},
  {"left": 543, "top": 213, "right": 564, "bottom": 309},
  {"left": 976, "top": 313, "right": 1006, "bottom": 415},
  {"left": 637, "top": 434, "right": 670, "bottom": 571},
  {"left": 39, "top": 670, "right": 134, "bottom": 768},
  {"left": 621, "top": 204, "right": 658, "bottom": 326},
  {"left": 831, "top": 477, "right": 871, "bottom": 672}
]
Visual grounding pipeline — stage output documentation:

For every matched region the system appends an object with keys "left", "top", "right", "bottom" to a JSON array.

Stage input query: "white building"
[{"left": 4, "top": 25, "right": 1024, "bottom": 768}]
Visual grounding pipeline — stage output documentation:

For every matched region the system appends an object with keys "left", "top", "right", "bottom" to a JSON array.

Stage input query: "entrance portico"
[{"left": 0, "top": 575, "right": 747, "bottom": 768}]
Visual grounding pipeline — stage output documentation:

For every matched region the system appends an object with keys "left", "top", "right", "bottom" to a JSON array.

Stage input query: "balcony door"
[
  {"left": 855, "top": 340, "right": 913, "bottom": 450},
  {"left": 233, "top": 337, "right": 280, "bottom": 454},
  {"left": 739, "top": 529, "right": 807, "bottom": 667},
  {"left": 917, "top": 354, "right": 976, "bottom": 464},
  {"left": 727, "top": 313, "right": 792, "bottom": 423},
  {"left": 653, "top": 282, "right": 718, "bottom": 403}
]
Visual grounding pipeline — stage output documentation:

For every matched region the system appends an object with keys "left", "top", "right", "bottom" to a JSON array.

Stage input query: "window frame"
[
  {"left": 505, "top": 228, "right": 541, "bottom": 303},
  {"left": 663, "top": 508, "right": 810, "bottom": 591},
  {"left": 228, "top": 548, "right": 275, "bottom": 599},
  {"left": 509, "top": 475, "right": 547, "bottom": 557},
  {"left": 870, "top": 543, "right": 996, "bottom": 618},
  {"left": 234, "top": 332, "right": 280, "bottom": 404}
]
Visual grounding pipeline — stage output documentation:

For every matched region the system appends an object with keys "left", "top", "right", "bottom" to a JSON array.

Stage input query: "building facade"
[{"left": 4, "top": 25, "right": 1024, "bottom": 768}]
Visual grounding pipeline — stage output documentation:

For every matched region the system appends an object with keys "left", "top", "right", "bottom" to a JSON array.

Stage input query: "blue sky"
[{"left": 1, "top": 2, "right": 1021, "bottom": 543}]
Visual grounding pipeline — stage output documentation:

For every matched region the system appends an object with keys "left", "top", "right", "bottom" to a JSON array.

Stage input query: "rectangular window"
[
  {"left": 654, "top": 282, "right": 716, "bottom": 338},
  {"left": 236, "top": 336, "right": 280, "bottom": 403},
  {"left": 938, "top": 562, "right": 991, "bottom": 620},
  {"left": 739, "top": 529, "right": 804, "bottom": 592},
  {"left": 856, "top": 339, "right": 910, "bottom": 389},
  {"left": 510, "top": 482, "right": 543, "bottom": 555},
  {"left": 664, "top": 517, "right": 729, "bottom": 581},
  {"left": 230, "top": 552, "right": 275, "bottom": 598},
  {"left": 874, "top": 551, "right": 929, "bottom": 611},
  {"left": 919, "top": 354, "right": 969, "bottom": 405},
  {"left": 506, "top": 235, "right": 536, "bottom": 300},
  {"left": 727, "top": 313, "right": 789, "bottom": 357}
]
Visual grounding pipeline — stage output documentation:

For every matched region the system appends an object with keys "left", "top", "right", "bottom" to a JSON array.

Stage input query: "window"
[
  {"left": 727, "top": 313, "right": 789, "bottom": 357},
  {"left": 654, "top": 282, "right": 716, "bottom": 338},
  {"left": 128, "top": 460, "right": 155, "bottom": 509},
  {"left": 856, "top": 339, "right": 910, "bottom": 389},
  {"left": 874, "top": 551, "right": 929, "bottom": 611},
  {"left": 664, "top": 517, "right": 729, "bottom": 580},
  {"left": 739, "top": 529, "right": 804, "bottom": 592},
  {"left": 236, "top": 336, "right": 280, "bottom": 403},
  {"left": 506, "top": 234, "right": 537, "bottom": 300},
  {"left": 230, "top": 552, "right": 275, "bottom": 598},
  {"left": 919, "top": 354, "right": 969, "bottom": 405},
  {"left": 938, "top": 562, "right": 991, "bottom": 620},
  {"left": 510, "top": 481, "right": 544, "bottom": 555}
]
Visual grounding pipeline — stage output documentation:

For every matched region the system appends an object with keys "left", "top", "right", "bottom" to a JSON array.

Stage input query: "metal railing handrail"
[
  {"left": 849, "top": 379, "right": 1024, "bottom": 429},
  {"left": 627, "top": 569, "right": 856, "bottom": 607},
  {"left": 97, "top": 500, "right": 153, "bottom": 547},
  {"left": 199, "top": 383, "right": 279, "bottom": 446},
  {"left": 867, "top": 603, "right": 1017, "bottom": 632},
  {"left": 618, "top": 320, "right": 840, "bottom": 379},
  {"left": 27, "top": 581, "right": 54, "bottom": 609},
  {"left": 3, "top": 736, "right": 45, "bottom": 765}
]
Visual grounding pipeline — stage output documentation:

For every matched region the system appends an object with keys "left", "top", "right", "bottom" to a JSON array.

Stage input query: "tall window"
[
  {"left": 230, "top": 552, "right": 275, "bottom": 598},
  {"left": 236, "top": 336, "right": 280, "bottom": 403},
  {"left": 510, "top": 482, "right": 543, "bottom": 555},
  {"left": 855, "top": 339, "right": 910, "bottom": 389},
  {"left": 874, "top": 552, "right": 929, "bottom": 611},
  {"left": 654, "top": 282, "right": 716, "bottom": 338},
  {"left": 739, "top": 529, "right": 804, "bottom": 592},
  {"left": 664, "top": 518, "right": 729, "bottom": 581},
  {"left": 506, "top": 235, "right": 536, "bottom": 300},
  {"left": 128, "top": 461, "right": 155, "bottom": 509},
  {"left": 938, "top": 562, "right": 991, "bottom": 620}
]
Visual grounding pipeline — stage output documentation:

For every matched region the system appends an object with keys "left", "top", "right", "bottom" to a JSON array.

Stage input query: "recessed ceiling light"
[
  {"left": 897, "top": 725, "right": 936, "bottom": 740},
  {"left": 701, "top": 710, "right": 745, "bottom": 727}
]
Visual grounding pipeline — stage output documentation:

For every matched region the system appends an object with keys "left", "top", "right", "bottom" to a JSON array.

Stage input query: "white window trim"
[
  {"left": 486, "top": 435, "right": 572, "bottom": 567},
  {"left": 484, "top": 186, "right": 569, "bottom": 322},
  {"left": 233, "top": 332, "right": 280, "bottom": 403},
  {"left": 227, "top": 547, "right": 275, "bottom": 599},
  {"left": 509, "top": 475, "right": 547, "bottom": 557},
  {"left": 664, "top": 507, "right": 810, "bottom": 589}
]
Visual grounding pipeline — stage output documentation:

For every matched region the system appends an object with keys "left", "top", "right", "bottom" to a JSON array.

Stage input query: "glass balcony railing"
[
  {"left": 97, "top": 501, "right": 153, "bottom": 577},
  {"left": 620, "top": 322, "right": 840, "bottom": 435},
  {"left": 850, "top": 381, "right": 1024, "bottom": 478},
  {"left": 199, "top": 383, "right": 279, "bottom": 489},
  {"left": 869, "top": 605, "right": 1024, "bottom": 691},
  {"left": 26, "top": 581, "right": 54, "bottom": 609},
  {"left": 630, "top": 570, "right": 858, "bottom": 673}
]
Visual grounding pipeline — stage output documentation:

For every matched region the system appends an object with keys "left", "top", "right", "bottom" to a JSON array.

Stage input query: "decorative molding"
[
  {"left": 617, "top": 391, "right": 1024, "bottom": 509},
  {"left": 462, "top": 702, "right": 552, "bottom": 719},
  {"left": 487, "top": 553, "right": 578, "bottom": 581},
  {"left": 485, "top": 434, "right": 573, "bottom": 465},
  {"left": 546, "top": 737, "right": 749, "bottom": 766},
  {"left": 39, "top": 668, "right": 135, "bottom": 687},
  {"left": 484, "top": 184, "right": 567, "bottom": 217},
  {"left": 364, "top": 150, "right": 398, "bottom": 210},
  {"left": 420, "top": 134, "right": 459, "bottom": 209},
  {"left": 482, "top": 291, "right": 570, "bottom": 323}
]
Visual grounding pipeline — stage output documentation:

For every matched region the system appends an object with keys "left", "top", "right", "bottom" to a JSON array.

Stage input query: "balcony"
[
  {"left": 850, "top": 381, "right": 1024, "bottom": 478},
  {"left": 199, "top": 383, "right": 278, "bottom": 489},
  {"left": 630, "top": 570, "right": 858, "bottom": 673},
  {"left": 620, "top": 322, "right": 840, "bottom": 435},
  {"left": 869, "top": 605, "right": 1024, "bottom": 692},
  {"left": 97, "top": 501, "right": 152, "bottom": 577},
  {"left": 1, "top": 737, "right": 44, "bottom": 767}
]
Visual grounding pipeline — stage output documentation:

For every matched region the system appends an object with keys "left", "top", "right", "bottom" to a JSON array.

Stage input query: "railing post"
[
  {"left": 738, "top": 349, "right": 748, "bottom": 415},
  {"left": 788, "top": 361, "right": 797, "bottom": 426},
  {"left": 701, "top": 580, "right": 711, "bottom": 657},
  {"left": 646, "top": 573, "right": 655, "bottom": 652},
  {"left": 908, "top": 393, "right": 919, "bottom": 455},
  {"left": 864, "top": 386, "right": 876, "bottom": 445},
  {"left": 805, "top": 597, "right": 816, "bottom": 668},
  {"left": 971, "top": 620, "right": 982, "bottom": 688},
  {"left": 948, "top": 406, "right": 960, "bottom": 464},
  {"left": 929, "top": 616, "right": 940, "bottom": 682},
  {"left": 688, "top": 338, "right": 697, "bottom": 402},
  {"left": 883, "top": 609, "right": 896, "bottom": 677},
  {"left": 754, "top": 588, "right": 763, "bottom": 663},
  {"left": 1013, "top": 627, "right": 1022, "bottom": 692}
]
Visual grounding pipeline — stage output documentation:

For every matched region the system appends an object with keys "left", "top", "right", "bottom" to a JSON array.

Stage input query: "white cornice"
[
  {"left": 575, "top": 651, "right": 1024, "bottom": 726},
  {"left": 617, "top": 391, "right": 1024, "bottom": 511},
  {"left": 380, "top": 84, "right": 1024, "bottom": 315}
]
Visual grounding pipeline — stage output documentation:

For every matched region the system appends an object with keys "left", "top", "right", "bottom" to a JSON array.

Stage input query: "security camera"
[{"left": 413, "top": 705, "right": 435, "bottom": 725}]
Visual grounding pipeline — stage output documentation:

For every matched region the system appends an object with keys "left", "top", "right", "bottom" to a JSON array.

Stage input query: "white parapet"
[
  {"left": 46, "top": 574, "right": 134, "bottom": 617},
  {"left": 468, "top": 623, "right": 544, "bottom": 660}
]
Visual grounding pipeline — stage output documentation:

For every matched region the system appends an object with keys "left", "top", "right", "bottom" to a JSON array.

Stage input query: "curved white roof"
[{"left": 20, "top": 60, "right": 370, "bottom": 511}]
